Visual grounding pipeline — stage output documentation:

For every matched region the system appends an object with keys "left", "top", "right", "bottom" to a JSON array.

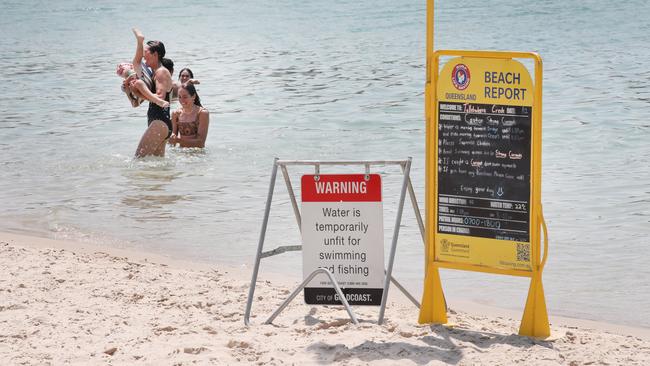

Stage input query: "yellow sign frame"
[{"left": 419, "top": 49, "right": 550, "bottom": 338}]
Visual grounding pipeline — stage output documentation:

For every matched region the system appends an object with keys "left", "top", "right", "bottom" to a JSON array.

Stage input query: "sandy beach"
[{"left": 1, "top": 232, "right": 649, "bottom": 365}]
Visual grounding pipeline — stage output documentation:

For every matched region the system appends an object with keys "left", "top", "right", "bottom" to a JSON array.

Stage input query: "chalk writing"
[{"left": 437, "top": 102, "right": 531, "bottom": 241}]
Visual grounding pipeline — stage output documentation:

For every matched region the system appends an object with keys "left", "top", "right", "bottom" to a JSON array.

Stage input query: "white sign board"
[{"left": 301, "top": 174, "right": 384, "bottom": 305}]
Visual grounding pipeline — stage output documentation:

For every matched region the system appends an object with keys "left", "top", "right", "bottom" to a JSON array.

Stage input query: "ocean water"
[{"left": 1, "top": 0, "right": 649, "bottom": 328}]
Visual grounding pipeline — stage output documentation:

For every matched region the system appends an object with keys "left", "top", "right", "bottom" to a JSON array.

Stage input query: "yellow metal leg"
[
  {"left": 519, "top": 273, "right": 550, "bottom": 338},
  {"left": 418, "top": 265, "right": 447, "bottom": 324}
]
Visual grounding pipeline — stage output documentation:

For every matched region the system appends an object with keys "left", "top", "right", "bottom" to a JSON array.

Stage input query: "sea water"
[{"left": 1, "top": 0, "right": 649, "bottom": 328}]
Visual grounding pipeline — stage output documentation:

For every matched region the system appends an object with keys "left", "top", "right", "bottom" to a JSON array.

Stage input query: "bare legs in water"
[{"left": 135, "top": 120, "right": 168, "bottom": 158}]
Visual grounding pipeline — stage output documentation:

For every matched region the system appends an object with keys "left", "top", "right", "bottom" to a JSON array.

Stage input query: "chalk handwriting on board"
[{"left": 437, "top": 102, "right": 531, "bottom": 242}]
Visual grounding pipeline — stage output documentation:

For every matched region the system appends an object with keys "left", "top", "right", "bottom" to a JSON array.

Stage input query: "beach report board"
[
  {"left": 301, "top": 174, "right": 384, "bottom": 305},
  {"left": 434, "top": 56, "right": 535, "bottom": 271}
]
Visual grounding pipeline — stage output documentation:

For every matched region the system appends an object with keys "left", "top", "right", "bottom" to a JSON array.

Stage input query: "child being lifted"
[{"left": 116, "top": 28, "right": 170, "bottom": 109}]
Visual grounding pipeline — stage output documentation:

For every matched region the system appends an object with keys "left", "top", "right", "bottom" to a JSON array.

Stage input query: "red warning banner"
[{"left": 301, "top": 174, "right": 382, "bottom": 202}]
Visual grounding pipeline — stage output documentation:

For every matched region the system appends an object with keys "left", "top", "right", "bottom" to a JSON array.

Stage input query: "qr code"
[{"left": 516, "top": 243, "right": 530, "bottom": 262}]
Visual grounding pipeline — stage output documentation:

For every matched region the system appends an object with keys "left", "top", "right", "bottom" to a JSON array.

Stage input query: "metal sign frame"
[
  {"left": 419, "top": 50, "right": 550, "bottom": 338},
  {"left": 244, "top": 158, "right": 424, "bottom": 326}
]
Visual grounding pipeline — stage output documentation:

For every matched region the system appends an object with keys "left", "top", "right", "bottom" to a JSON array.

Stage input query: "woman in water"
[
  {"left": 123, "top": 29, "right": 173, "bottom": 157},
  {"left": 171, "top": 67, "right": 200, "bottom": 101},
  {"left": 169, "top": 83, "right": 210, "bottom": 148},
  {"left": 178, "top": 67, "right": 200, "bottom": 87}
]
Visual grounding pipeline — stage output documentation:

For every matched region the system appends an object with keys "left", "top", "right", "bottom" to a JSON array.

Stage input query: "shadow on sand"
[{"left": 305, "top": 323, "right": 554, "bottom": 364}]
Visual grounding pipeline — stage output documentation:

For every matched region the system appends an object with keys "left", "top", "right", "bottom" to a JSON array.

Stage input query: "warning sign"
[{"left": 301, "top": 174, "right": 385, "bottom": 305}]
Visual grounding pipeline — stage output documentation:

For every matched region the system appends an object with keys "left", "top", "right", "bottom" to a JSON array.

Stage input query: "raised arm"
[{"left": 132, "top": 28, "right": 145, "bottom": 76}]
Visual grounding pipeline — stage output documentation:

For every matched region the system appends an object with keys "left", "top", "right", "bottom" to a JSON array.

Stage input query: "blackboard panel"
[{"left": 437, "top": 102, "right": 531, "bottom": 242}]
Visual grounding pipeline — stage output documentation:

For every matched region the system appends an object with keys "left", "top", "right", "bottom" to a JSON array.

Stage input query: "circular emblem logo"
[
  {"left": 451, "top": 64, "right": 470, "bottom": 90},
  {"left": 441, "top": 239, "right": 450, "bottom": 252}
]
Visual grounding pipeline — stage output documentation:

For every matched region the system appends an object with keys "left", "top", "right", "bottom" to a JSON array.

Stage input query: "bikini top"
[{"left": 176, "top": 107, "right": 205, "bottom": 137}]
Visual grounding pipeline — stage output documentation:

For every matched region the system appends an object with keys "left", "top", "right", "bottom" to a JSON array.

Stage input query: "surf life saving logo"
[{"left": 451, "top": 64, "right": 471, "bottom": 90}]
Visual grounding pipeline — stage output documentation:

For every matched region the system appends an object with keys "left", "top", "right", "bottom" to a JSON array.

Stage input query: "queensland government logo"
[
  {"left": 451, "top": 64, "right": 470, "bottom": 90},
  {"left": 440, "top": 239, "right": 450, "bottom": 252}
]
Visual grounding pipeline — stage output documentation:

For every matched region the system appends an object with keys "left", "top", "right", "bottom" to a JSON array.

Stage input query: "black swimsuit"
[{"left": 146, "top": 75, "right": 172, "bottom": 138}]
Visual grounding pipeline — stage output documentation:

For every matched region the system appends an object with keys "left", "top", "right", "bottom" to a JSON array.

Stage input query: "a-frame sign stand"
[{"left": 244, "top": 158, "right": 425, "bottom": 326}]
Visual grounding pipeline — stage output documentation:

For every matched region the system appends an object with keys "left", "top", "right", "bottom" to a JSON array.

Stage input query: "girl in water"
[
  {"left": 171, "top": 67, "right": 200, "bottom": 101},
  {"left": 169, "top": 83, "right": 210, "bottom": 148}
]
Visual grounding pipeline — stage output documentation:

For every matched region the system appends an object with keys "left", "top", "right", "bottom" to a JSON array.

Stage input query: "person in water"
[
  {"left": 171, "top": 67, "right": 200, "bottom": 101},
  {"left": 118, "top": 28, "right": 169, "bottom": 109},
  {"left": 169, "top": 83, "right": 209, "bottom": 148},
  {"left": 161, "top": 58, "right": 175, "bottom": 77},
  {"left": 122, "top": 29, "right": 173, "bottom": 157},
  {"left": 178, "top": 67, "right": 200, "bottom": 87},
  {"left": 117, "top": 64, "right": 169, "bottom": 109}
]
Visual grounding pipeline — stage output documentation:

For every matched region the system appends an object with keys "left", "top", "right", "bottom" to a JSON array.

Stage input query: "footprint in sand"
[
  {"left": 316, "top": 318, "right": 350, "bottom": 330},
  {"left": 227, "top": 340, "right": 250, "bottom": 349},
  {"left": 184, "top": 347, "right": 208, "bottom": 354}
]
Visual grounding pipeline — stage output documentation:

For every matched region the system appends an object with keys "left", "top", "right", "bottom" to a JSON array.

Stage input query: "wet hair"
[
  {"left": 180, "top": 82, "right": 202, "bottom": 107},
  {"left": 146, "top": 40, "right": 166, "bottom": 62},
  {"left": 178, "top": 67, "right": 194, "bottom": 80},
  {"left": 161, "top": 58, "right": 174, "bottom": 75}
]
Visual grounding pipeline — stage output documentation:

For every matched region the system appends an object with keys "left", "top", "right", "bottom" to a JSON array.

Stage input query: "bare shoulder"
[
  {"left": 154, "top": 67, "right": 172, "bottom": 80},
  {"left": 199, "top": 108, "right": 210, "bottom": 118},
  {"left": 172, "top": 108, "right": 182, "bottom": 118}
]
